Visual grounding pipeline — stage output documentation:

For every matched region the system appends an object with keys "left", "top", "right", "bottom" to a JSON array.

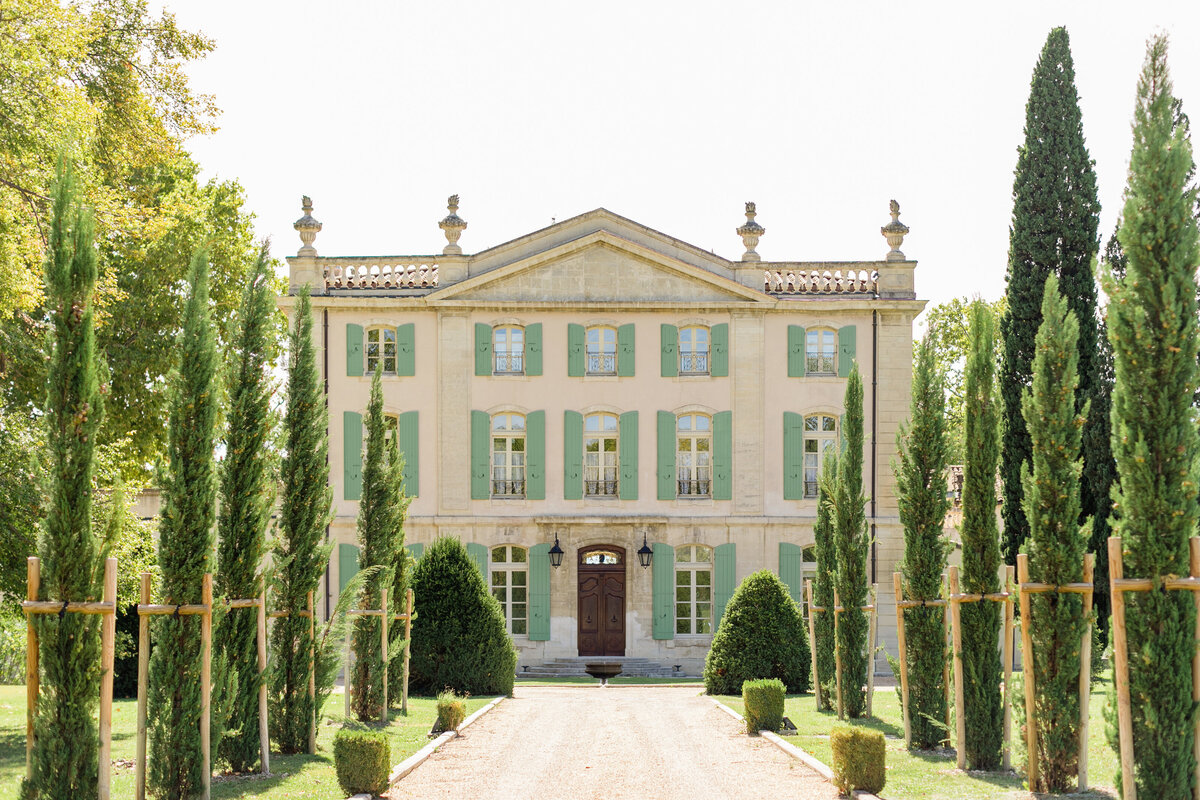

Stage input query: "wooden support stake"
[
  {"left": 1017, "top": 554, "right": 1038, "bottom": 791},
  {"left": 1191, "top": 538, "right": 1200, "bottom": 800},
  {"left": 942, "top": 573, "right": 952, "bottom": 742},
  {"left": 380, "top": 589, "right": 389, "bottom": 724},
  {"left": 136, "top": 573, "right": 151, "bottom": 800},
  {"left": 833, "top": 588, "right": 844, "bottom": 719},
  {"left": 257, "top": 586, "right": 270, "bottom": 776},
  {"left": 98, "top": 558, "right": 117, "bottom": 800},
  {"left": 201, "top": 573, "right": 212, "bottom": 800},
  {"left": 25, "top": 557, "right": 39, "bottom": 781},
  {"left": 344, "top": 630, "right": 353, "bottom": 718},
  {"left": 807, "top": 579, "right": 822, "bottom": 711},
  {"left": 893, "top": 573, "right": 911, "bottom": 748},
  {"left": 307, "top": 591, "right": 316, "bottom": 755},
  {"left": 1002, "top": 564, "right": 1015, "bottom": 772},
  {"left": 1108, "top": 537, "right": 1135, "bottom": 800},
  {"left": 866, "top": 583, "right": 878, "bottom": 717},
  {"left": 402, "top": 588, "right": 412, "bottom": 715},
  {"left": 1079, "top": 553, "right": 1095, "bottom": 791},
  {"left": 949, "top": 566, "right": 966, "bottom": 770}
]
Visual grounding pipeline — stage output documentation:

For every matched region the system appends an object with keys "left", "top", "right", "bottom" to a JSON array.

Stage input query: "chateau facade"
[{"left": 283, "top": 197, "right": 924, "bottom": 675}]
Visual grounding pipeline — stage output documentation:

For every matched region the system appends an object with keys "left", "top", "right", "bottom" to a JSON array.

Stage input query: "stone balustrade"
[
  {"left": 762, "top": 266, "right": 878, "bottom": 295},
  {"left": 320, "top": 259, "right": 440, "bottom": 290}
]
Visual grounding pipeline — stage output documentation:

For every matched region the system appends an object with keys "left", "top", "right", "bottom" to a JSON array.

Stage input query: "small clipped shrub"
[
  {"left": 410, "top": 537, "right": 517, "bottom": 697},
  {"left": 703, "top": 570, "right": 810, "bottom": 696},
  {"left": 742, "top": 678, "right": 785, "bottom": 735},
  {"left": 436, "top": 690, "right": 467, "bottom": 732},
  {"left": 333, "top": 728, "right": 390, "bottom": 797},
  {"left": 830, "top": 726, "right": 886, "bottom": 796}
]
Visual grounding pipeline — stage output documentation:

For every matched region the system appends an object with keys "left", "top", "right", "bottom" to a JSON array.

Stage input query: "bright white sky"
[{"left": 170, "top": 1, "right": 1200, "bottom": 317}]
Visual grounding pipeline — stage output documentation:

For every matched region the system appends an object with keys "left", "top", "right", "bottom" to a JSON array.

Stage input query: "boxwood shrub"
[
  {"left": 333, "top": 728, "right": 390, "bottom": 797},
  {"left": 742, "top": 678, "right": 785, "bottom": 734},
  {"left": 830, "top": 725, "right": 886, "bottom": 795},
  {"left": 436, "top": 690, "right": 467, "bottom": 731}
]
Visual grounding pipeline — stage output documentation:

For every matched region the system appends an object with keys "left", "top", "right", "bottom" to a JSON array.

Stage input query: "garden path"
[{"left": 388, "top": 685, "right": 837, "bottom": 800}]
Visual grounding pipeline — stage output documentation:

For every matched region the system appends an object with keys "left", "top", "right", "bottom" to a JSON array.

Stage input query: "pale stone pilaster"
[
  {"left": 731, "top": 311, "right": 765, "bottom": 515},
  {"left": 438, "top": 311, "right": 471, "bottom": 511}
]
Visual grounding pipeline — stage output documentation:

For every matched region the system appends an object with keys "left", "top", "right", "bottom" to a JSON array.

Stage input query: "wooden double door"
[{"left": 577, "top": 545, "right": 626, "bottom": 657}]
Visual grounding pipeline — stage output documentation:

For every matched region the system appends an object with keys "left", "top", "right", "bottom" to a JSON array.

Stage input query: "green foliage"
[
  {"left": 146, "top": 251, "right": 219, "bottom": 800},
  {"left": 741, "top": 678, "right": 785, "bottom": 735},
  {"left": 812, "top": 452, "right": 838, "bottom": 711},
  {"left": 0, "top": 614, "right": 24, "bottom": 683},
  {"left": 703, "top": 570, "right": 810, "bottom": 696},
  {"left": 895, "top": 330, "right": 951, "bottom": 749},
  {"left": 830, "top": 726, "right": 886, "bottom": 795},
  {"left": 1104, "top": 34, "right": 1200, "bottom": 799},
  {"left": 22, "top": 167, "right": 104, "bottom": 800},
  {"left": 435, "top": 690, "right": 467, "bottom": 732},
  {"left": 270, "top": 289, "right": 333, "bottom": 753},
  {"left": 214, "top": 249, "right": 277, "bottom": 772},
  {"left": 960, "top": 300, "right": 1004, "bottom": 770},
  {"left": 333, "top": 729, "right": 390, "bottom": 798},
  {"left": 409, "top": 537, "right": 516, "bottom": 698},
  {"left": 834, "top": 364, "right": 869, "bottom": 718},
  {"left": 0, "top": 408, "right": 43, "bottom": 614}
]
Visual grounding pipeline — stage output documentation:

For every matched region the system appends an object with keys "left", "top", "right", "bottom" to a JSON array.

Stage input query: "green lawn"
[
  {"left": 717, "top": 677, "right": 1119, "bottom": 800},
  {"left": 0, "top": 686, "right": 492, "bottom": 800}
]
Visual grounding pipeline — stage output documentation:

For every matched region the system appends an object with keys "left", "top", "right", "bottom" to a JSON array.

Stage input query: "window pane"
[
  {"left": 695, "top": 415, "right": 710, "bottom": 431},
  {"left": 512, "top": 603, "right": 525, "bottom": 619},
  {"left": 512, "top": 587, "right": 526, "bottom": 603},
  {"left": 676, "top": 586, "right": 690, "bottom": 601},
  {"left": 513, "top": 619, "right": 527, "bottom": 635},
  {"left": 676, "top": 570, "right": 689, "bottom": 586},
  {"left": 384, "top": 356, "right": 396, "bottom": 373},
  {"left": 492, "top": 548, "right": 507, "bottom": 564},
  {"left": 492, "top": 588, "right": 504, "bottom": 603},
  {"left": 513, "top": 438, "right": 525, "bottom": 453},
  {"left": 676, "top": 603, "right": 690, "bottom": 620},
  {"left": 512, "top": 548, "right": 527, "bottom": 564},
  {"left": 823, "top": 416, "right": 837, "bottom": 432},
  {"left": 676, "top": 618, "right": 691, "bottom": 634},
  {"left": 805, "top": 439, "right": 818, "bottom": 453},
  {"left": 805, "top": 416, "right": 818, "bottom": 431},
  {"left": 696, "top": 548, "right": 711, "bottom": 563},
  {"left": 696, "top": 586, "right": 711, "bottom": 602},
  {"left": 698, "top": 617, "right": 712, "bottom": 634},
  {"left": 696, "top": 570, "right": 711, "bottom": 585},
  {"left": 512, "top": 570, "right": 527, "bottom": 585},
  {"left": 697, "top": 438, "right": 709, "bottom": 453},
  {"left": 678, "top": 415, "right": 692, "bottom": 432},
  {"left": 698, "top": 602, "right": 711, "bottom": 620}
]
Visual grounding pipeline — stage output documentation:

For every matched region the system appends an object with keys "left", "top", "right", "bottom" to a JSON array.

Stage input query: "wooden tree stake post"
[
  {"left": 1017, "top": 554, "right": 1037, "bottom": 790},
  {"left": 893, "top": 573, "right": 911, "bottom": 748},
  {"left": 942, "top": 573, "right": 952, "bottom": 741},
  {"left": 948, "top": 566, "right": 966, "bottom": 770},
  {"left": 806, "top": 579, "right": 822, "bottom": 711},
  {"left": 1079, "top": 553, "right": 1095, "bottom": 791},
  {"left": 833, "top": 587, "right": 844, "bottom": 720},
  {"left": 380, "top": 588, "right": 389, "bottom": 723},
  {"left": 136, "top": 573, "right": 151, "bottom": 800},
  {"left": 201, "top": 573, "right": 213, "bottom": 800},
  {"left": 402, "top": 588, "right": 413, "bottom": 716},
  {"left": 98, "top": 558, "right": 117, "bottom": 800},
  {"left": 866, "top": 583, "right": 878, "bottom": 717},
  {"left": 1192, "top": 539, "right": 1200, "bottom": 800},
  {"left": 1002, "top": 564, "right": 1015, "bottom": 772},
  {"left": 257, "top": 587, "right": 270, "bottom": 775},
  {"left": 1108, "top": 536, "right": 1135, "bottom": 800},
  {"left": 308, "top": 591, "right": 316, "bottom": 755},
  {"left": 25, "top": 557, "right": 39, "bottom": 781}
]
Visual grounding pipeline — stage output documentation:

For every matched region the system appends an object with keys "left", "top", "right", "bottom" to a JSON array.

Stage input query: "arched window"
[
  {"left": 366, "top": 326, "right": 397, "bottom": 374},
  {"left": 490, "top": 545, "right": 528, "bottom": 635},
  {"left": 676, "top": 413, "right": 712, "bottom": 496},
  {"left": 806, "top": 328, "right": 836, "bottom": 375},
  {"left": 584, "top": 412, "right": 619, "bottom": 496},
  {"left": 804, "top": 414, "right": 838, "bottom": 498},
  {"left": 491, "top": 413, "right": 526, "bottom": 497},
  {"left": 493, "top": 326, "right": 524, "bottom": 374},
  {"left": 675, "top": 544, "right": 713, "bottom": 634},
  {"left": 586, "top": 326, "right": 617, "bottom": 375},
  {"left": 679, "top": 326, "right": 710, "bottom": 375}
]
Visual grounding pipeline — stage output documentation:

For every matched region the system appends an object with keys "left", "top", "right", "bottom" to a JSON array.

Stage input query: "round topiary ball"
[{"left": 703, "top": 569, "right": 811, "bottom": 696}]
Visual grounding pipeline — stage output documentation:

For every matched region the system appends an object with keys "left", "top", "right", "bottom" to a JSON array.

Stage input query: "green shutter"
[
  {"left": 528, "top": 543, "right": 551, "bottom": 641},
  {"left": 652, "top": 543, "right": 675, "bottom": 640},
  {"left": 471, "top": 410, "right": 490, "bottom": 499},
  {"left": 714, "top": 543, "right": 736, "bottom": 632},
  {"left": 619, "top": 411, "right": 638, "bottom": 500},
  {"left": 713, "top": 411, "right": 732, "bottom": 501},
  {"left": 344, "top": 411, "right": 363, "bottom": 501},
  {"left": 396, "top": 323, "right": 415, "bottom": 376},
  {"left": 467, "top": 543, "right": 488, "bottom": 581},
  {"left": 617, "top": 323, "right": 635, "bottom": 377},
  {"left": 396, "top": 411, "right": 419, "bottom": 497},
  {"left": 657, "top": 410, "right": 676, "bottom": 500},
  {"left": 338, "top": 543, "right": 361, "bottom": 597},
  {"left": 660, "top": 324, "right": 678, "bottom": 377},
  {"left": 710, "top": 323, "right": 729, "bottom": 377},
  {"left": 405, "top": 543, "right": 424, "bottom": 562},
  {"left": 567, "top": 324, "right": 585, "bottom": 377},
  {"left": 779, "top": 542, "right": 804, "bottom": 604},
  {"left": 838, "top": 325, "right": 857, "bottom": 378},
  {"left": 783, "top": 411, "right": 804, "bottom": 500},
  {"left": 525, "top": 323, "right": 543, "bottom": 376},
  {"left": 787, "top": 325, "right": 806, "bottom": 377},
  {"left": 475, "top": 323, "right": 492, "bottom": 376},
  {"left": 526, "top": 410, "right": 545, "bottom": 500},
  {"left": 347, "top": 324, "right": 364, "bottom": 377},
  {"left": 563, "top": 410, "right": 583, "bottom": 500}
]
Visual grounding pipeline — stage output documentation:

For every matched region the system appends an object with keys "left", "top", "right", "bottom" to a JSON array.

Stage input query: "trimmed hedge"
[
  {"left": 333, "top": 728, "right": 390, "bottom": 797},
  {"left": 703, "top": 570, "right": 810, "bottom": 696},
  {"left": 742, "top": 678, "right": 785, "bottom": 735},
  {"left": 831, "top": 726, "right": 886, "bottom": 795},
  {"left": 436, "top": 690, "right": 467, "bottom": 732}
]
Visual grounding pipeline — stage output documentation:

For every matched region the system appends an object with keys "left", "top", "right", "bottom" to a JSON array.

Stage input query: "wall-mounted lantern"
[
  {"left": 548, "top": 534, "right": 565, "bottom": 569},
  {"left": 637, "top": 532, "right": 653, "bottom": 569}
]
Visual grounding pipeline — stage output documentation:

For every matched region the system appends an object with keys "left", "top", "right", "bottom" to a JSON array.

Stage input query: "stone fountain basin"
[{"left": 584, "top": 662, "right": 623, "bottom": 681}]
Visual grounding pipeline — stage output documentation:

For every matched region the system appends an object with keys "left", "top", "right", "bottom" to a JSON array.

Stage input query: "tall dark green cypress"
[
  {"left": 1105, "top": 35, "right": 1200, "bottom": 799},
  {"left": 895, "top": 330, "right": 950, "bottom": 749},
  {"left": 812, "top": 451, "right": 838, "bottom": 712},
  {"left": 960, "top": 300, "right": 1003, "bottom": 770},
  {"left": 1021, "top": 276, "right": 1090, "bottom": 791},
  {"left": 23, "top": 167, "right": 105, "bottom": 800},
  {"left": 1000, "top": 27, "right": 1102, "bottom": 566},
  {"left": 270, "top": 288, "right": 332, "bottom": 753},
  {"left": 385, "top": 433, "right": 410, "bottom": 706},
  {"left": 147, "top": 252, "right": 219, "bottom": 800},
  {"left": 834, "top": 363, "right": 869, "bottom": 718},
  {"left": 214, "top": 249, "right": 276, "bottom": 772}
]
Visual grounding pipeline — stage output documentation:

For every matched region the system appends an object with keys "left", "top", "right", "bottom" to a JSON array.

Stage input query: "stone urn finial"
[
  {"left": 881, "top": 199, "right": 910, "bottom": 261},
  {"left": 736, "top": 201, "right": 765, "bottom": 262},
  {"left": 439, "top": 194, "right": 468, "bottom": 255},
  {"left": 294, "top": 196, "right": 322, "bottom": 257}
]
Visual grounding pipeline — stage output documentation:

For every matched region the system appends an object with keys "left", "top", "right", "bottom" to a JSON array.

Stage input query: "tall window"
[
  {"left": 677, "top": 413, "right": 711, "bottom": 496},
  {"left": 586, "top": 327, "right": 617, "bottom": 375},
  {"left": 804, "top": 414, "right": 838, "bottom": 498},
  {"left": 491, "top": 413, "right": 526, "bottom": 497},
  {"left": 675, "top": 545, "right": 713, "bottom": 635},
  {"left": 584, "top": 412, "right": 618, "bottom": 496},
  {"left": 366, "top": 326, "right": 397, "bottom": 374},
  {"left": 679, "top": 326, "right": 710, "bottom": 375},
  {"left": 493, "top": 326, "right": 524, "bottom": 374},
  {"left": 490, "top": 545, "right": 527, "bottom": 635},
  {"left": 806, "top": 329, "right": 836, "bottom": 375}
]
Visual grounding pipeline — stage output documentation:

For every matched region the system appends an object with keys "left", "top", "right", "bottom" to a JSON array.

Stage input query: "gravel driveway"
[{"left": 389, "top": 685, "right": 837, "bottom": 800}]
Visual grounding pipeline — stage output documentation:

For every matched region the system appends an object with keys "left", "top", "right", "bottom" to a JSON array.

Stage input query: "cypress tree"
[
  {"left": 147, "top": 252, "right": 219, "bottom": 800},
  {"left": 23, "top": 167, "right": 105, "bottom": 800},
  {"left": 214, "top": 249, "right": 277, "bottom": 772},
  {"left": 812, "top": 451, "right": 838, "bottom": 712},
  {"left": 895, "top": 329, "right": 950, "bottom": 749},
  {"left": 1021, "top": 276, "right": 1090, "bottom": 791},
  {"left": 385, "top": 434, "right": 410, "bottom": 706},
  {"left": 834, "top": 363, "right": 869, "bottom": 718},
  {"left": 270, "top": 288, "right": 332, "bottom": 753},
  {"left": 1000, "top": 27, "right": 1102, "bottom": 565},
  {"left": 960, "top": 300, "right": 1003, "bottom": 770},
  {"left": 1104, "top": 35, "right": 1200, "bottom": 798}
]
